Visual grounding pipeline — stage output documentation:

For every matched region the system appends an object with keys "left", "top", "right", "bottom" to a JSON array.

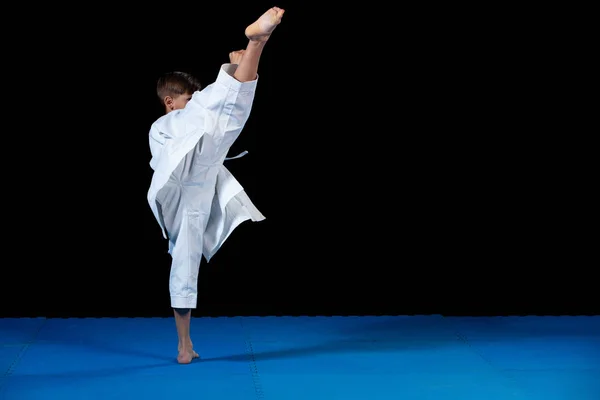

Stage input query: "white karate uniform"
[{"left": 147, "top": 64, "right": 265, "bottom": 309}]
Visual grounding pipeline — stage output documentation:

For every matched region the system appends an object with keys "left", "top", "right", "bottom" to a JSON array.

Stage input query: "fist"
[{"left": 229, "top": 49, "right": 245, "bottom": 64}]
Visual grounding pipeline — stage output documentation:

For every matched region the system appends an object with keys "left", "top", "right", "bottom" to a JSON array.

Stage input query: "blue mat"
[{"left": 1, "top": 315, "right": 598, "bottom": 399}]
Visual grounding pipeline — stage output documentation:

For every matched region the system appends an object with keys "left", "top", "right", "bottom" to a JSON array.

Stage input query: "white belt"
[{"left": 225, "top": 150, "right": 248, "bottom": 161}]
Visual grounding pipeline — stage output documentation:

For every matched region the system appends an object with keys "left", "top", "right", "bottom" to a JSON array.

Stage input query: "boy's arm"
[{"left": 191, "top": 65, "right": 258, "bottom": 150}]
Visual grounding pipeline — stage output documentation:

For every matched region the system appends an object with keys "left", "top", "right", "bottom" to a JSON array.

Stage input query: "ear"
[{"left": 163, "top": 96, "right": 174, "bottom": 110}]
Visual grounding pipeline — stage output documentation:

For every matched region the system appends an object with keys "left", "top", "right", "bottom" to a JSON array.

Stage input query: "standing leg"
[
  {"left": 157, "top": 182, "right": 203, "bottom": 364},
  {"left": 168, "top": 211, "right": 204, "bottom": 364}
]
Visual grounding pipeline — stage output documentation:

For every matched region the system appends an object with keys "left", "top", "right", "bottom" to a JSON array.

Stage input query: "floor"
[{"left": 1, "top": 315, "right": 598, "bottom": 399}]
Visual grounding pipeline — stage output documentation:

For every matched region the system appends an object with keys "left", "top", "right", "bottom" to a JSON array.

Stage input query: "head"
[{"left": 156, "top": 71, "right": 202, "bottom": 114}]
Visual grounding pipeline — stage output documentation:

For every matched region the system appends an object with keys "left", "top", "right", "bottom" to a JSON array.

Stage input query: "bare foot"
[
  {"left": 177, "top": 343, "right": 200, "bottom": 364},
  {"left": 245, "top": 7, "right": 285, "bottom": 41},
  {"left": 177, "top": 349, "right": 200, "bottom": 364}
]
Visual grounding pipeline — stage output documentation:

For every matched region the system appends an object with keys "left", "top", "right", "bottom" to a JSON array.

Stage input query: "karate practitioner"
[{"left": 147, "top": 6, "right": 285, "bottom": 364}]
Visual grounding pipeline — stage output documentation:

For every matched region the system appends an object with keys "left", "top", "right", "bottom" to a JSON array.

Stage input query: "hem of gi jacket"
[{"left": 171, "top": 296, "right": 198, "bottom": 309}]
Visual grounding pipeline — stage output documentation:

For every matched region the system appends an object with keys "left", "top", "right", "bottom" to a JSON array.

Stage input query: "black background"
[{"left": 1, "top": 2, "right": 594, "bottom": 318}]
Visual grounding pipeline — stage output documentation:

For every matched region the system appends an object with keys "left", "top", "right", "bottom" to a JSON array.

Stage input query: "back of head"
[{"left": 156, "top": 71, "right": 202, "bottom": 105}]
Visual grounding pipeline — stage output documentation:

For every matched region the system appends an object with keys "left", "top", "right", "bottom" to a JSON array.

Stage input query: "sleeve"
[
  {"left": 185, "top": 64, "right": 259, "bottom": 149},
  {"left": 148, "top": 123, "right": 165, "bottom": 170}
]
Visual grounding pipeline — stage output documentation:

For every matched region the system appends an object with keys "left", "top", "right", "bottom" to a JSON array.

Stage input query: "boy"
[{"left": 147, "top": 6, "right": 285, "bottom": 364}]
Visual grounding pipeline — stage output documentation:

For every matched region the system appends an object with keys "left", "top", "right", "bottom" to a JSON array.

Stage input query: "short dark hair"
[{"left": 156, "top": 71, "right": 202, "bottom": 104}]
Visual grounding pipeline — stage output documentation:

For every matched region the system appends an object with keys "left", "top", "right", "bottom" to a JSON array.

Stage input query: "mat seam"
[
  {"left": 0, "top": 318, "right": 47, "bottom": 391},
  {"left": 241, "top": 318, "right": 264, "bottom": 400}
]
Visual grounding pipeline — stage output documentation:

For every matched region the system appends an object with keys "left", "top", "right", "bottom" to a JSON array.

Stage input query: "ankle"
[
  {"left": 178, "top": 340, "right": 193, "bottom": 350},
  {"left": 246, "top": 35, "right": 270, "bottom": 45}
]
